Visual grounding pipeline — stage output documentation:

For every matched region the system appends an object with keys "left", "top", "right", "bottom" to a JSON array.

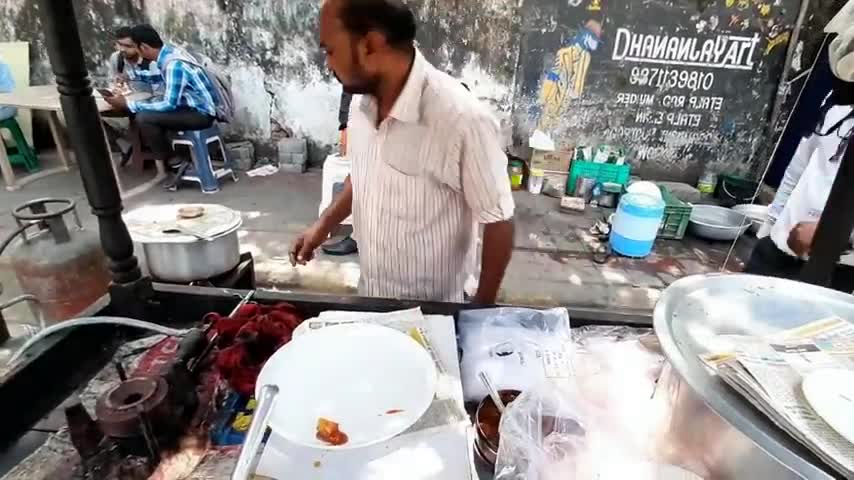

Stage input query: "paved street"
[{"left": 0, "top": 152, "right": 755, "bottom": 326}]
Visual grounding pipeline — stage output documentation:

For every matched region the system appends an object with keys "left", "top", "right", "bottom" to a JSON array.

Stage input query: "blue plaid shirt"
[
  {"left": 127, "top": 45, "right": 216, "bottom": 117},
  {"left": 0, "top": 60, "right": 17, "bottom": 122}
]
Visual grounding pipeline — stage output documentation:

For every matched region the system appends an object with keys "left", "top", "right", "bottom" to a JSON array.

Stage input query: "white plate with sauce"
[{"left": 256, "top": 322, "right": 437, "bottom": 450}]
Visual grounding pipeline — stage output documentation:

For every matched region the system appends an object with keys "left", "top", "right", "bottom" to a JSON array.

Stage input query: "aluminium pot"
[{"left": 124, "top": 204, "right": 242, "bottom": 283}]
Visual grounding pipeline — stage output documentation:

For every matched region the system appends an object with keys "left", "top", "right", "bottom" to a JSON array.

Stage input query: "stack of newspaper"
[{"left": 701, "top": 317, "right": 854, "bottom": 477}]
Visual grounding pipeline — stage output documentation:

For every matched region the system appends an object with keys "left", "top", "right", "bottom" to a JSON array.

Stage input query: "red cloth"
[{"left": 208, "top": 302, "right": 302, "bottom": 396}]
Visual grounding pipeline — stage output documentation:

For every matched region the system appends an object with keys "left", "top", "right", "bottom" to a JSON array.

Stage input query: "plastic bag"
[
  {"left": 458, "top": 307, "right": 572, "bottom": 402},
  {"left": 495, "top": 378, "right": 702, "bottom": 480},
  {"left": 494, "top": 380, "right": 588, "bottom": 480},
  {"left": 494, "top": 327, "right": 701, "bottom": 480}
]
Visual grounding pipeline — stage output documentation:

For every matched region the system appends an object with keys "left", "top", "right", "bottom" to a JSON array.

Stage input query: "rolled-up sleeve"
[{"left": 459, "top": 111, "right": 515, "bottom": 223}]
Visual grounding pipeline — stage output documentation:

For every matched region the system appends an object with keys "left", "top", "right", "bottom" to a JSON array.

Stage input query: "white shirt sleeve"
[
  {"left": 771, "top": 136, "right": 816, "bottom": 219},
  {"left": 758, "top": 135, "right": 817, "bottom": 238},
  {"left": 458, "top": 111, "right": 515, "bottom": 223}
]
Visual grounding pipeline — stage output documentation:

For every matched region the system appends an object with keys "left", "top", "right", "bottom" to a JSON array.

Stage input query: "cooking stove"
[{"left": 63, "top": 328, "right": 214, "bottom": 477}]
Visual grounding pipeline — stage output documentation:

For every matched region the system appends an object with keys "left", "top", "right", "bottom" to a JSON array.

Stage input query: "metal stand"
[
  {"left": 35, "top": 0, "right": 152, "bottom": 313},
  {"left": 800, "top": 136, "right": 854, "bottom": 286}
]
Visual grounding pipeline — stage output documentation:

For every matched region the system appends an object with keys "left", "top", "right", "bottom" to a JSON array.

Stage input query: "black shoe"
[
  {"left": 322, "top": 236, "right": 358, "bottom": 256},
  {"left": 167, "top": 155, "right": 186, "bottom": 168},
  {"left": 119, "top": 147, "right": 133, "bottom": 167}
]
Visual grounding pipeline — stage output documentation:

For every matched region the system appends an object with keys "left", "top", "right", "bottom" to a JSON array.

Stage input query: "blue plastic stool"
[{"left": 171, "top": 124, "right": 238, "bottom": 193}]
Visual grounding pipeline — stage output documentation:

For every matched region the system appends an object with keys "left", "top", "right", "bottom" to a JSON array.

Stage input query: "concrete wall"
[
  {"left": 0, "top": 0, "right": 815, "bottom": 181},
  {"left": 0, "top": 0, "right": 519, "bottom": 165}
]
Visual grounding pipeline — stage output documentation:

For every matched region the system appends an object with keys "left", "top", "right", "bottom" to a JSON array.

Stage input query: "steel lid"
[
  {"left": 123, "top": 204, "right": 242, "bottom": 243},
  {"left": 654, "top": 273, "right": 851, "bottom": 479}
]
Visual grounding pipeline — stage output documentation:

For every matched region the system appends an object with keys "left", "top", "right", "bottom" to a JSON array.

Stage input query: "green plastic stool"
[{"left": 0, "top": 117, "right": 38, "bottom": 172}]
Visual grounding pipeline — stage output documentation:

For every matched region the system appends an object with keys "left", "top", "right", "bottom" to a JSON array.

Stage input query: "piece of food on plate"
[{"left": 316, "top": 417, "right": 349, "bottom": 446}]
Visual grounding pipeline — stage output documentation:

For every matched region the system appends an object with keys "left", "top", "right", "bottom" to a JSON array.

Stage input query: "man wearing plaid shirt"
[{"left": 103, "top": 24, "right": 216, "bottom": 181}]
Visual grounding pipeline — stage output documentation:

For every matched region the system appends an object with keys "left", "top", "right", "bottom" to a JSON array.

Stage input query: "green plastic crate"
[
  {"left": 566, "top": 160, "right": 631, "bottom": 195},
  {"left": 658, "top": 186, "right": 692, "bottom": 240}
]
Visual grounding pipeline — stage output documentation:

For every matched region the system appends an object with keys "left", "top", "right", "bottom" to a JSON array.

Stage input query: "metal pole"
[
  {"left": 34, "top": 0, "right": 142, "bottom": 287},
  {"left": 800, "top": 139, "right": 854, "bottom": 286}
]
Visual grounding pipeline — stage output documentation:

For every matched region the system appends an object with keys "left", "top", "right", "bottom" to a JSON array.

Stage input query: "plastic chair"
[
  {"left": 0, "top": 117, "right": 38, "bottom": 172},
  {"left": 171, "top": 124, "right": 237, "bottom": 193}
]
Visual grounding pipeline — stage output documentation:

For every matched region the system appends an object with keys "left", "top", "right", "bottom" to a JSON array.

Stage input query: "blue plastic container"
[{"left": 610, "top": 192, "right": 666, "bottom": 258}]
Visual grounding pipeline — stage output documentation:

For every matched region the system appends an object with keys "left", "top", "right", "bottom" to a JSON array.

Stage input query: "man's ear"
[{"left": 363, "top": 31, "right": 386, "bottom": 56}]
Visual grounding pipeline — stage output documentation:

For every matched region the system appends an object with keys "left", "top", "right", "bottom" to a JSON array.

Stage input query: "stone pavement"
[{"left": 0, "top": 153, "right": 755, "bottom": 324}]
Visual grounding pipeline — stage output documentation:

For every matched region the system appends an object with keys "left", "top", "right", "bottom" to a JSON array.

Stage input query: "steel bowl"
[
  {"left": 688, "top": 205, "right": 751, "bottom": 241},
  {"left": 732, "top": 204, "right": 769, "bottom": 234},
  {"left": 474, "top": 389, "right": 520, "bottom": 467}
]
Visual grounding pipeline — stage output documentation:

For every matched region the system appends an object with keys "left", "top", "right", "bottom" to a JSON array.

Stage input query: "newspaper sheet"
[{"left": 701, "top": 317, "right": 854, "bottom": 479}]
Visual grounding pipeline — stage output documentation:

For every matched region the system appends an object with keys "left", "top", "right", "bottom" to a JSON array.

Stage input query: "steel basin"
[
  {"left": 689, "top": 205, "right": 751, "bottom": 241},
  {"left": 654, "top": 273, "right": 849, "bottom": 479},
  {"left": 732, "top": 204, "right": 769, "bottom": 234}
]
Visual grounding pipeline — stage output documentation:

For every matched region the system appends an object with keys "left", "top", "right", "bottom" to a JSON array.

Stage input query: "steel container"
[
  {"left": 654, "top": 273, "right": 847, "bottom": 479},
  {"left": 124, "top": 204, "right": 242, "bottom": 283}
]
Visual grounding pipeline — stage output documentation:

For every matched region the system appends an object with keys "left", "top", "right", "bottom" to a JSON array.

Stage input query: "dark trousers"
[
  {"left": 745, "top": 236, "right": 854, "bottom": 293},
  {"left": 134, "top": 108, "right": 214, "bottom": 158}
]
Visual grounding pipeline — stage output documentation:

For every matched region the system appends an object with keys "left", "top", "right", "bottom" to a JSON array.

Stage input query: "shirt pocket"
[{"left": 381, "top": 123, "right": 428, "bottom": 177}]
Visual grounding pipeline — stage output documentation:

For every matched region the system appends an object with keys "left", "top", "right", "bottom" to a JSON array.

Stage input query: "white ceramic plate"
[
  {"left": 802, "top": 369, "right": 854, "bottom": 444},
  {"left": 256, "top": 323, "right": 437, "bottom": 450}
]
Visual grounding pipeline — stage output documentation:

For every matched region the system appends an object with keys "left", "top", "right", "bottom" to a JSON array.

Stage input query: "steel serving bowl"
[{"left": 688, "top": 204, "right": 751, "bottom": 241}]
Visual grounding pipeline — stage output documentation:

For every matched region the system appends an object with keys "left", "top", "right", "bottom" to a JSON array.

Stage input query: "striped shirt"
[
  {"left": 348, "top": 49, "right": 515, "bottom": 302},
  {"left": 127, "top": 45, "right": 216, "bottom": 117}
]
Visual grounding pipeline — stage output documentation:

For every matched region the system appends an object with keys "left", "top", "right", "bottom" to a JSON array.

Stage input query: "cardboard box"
[{"left": 530, "top": 149, "right": 573, "bottom": 174}]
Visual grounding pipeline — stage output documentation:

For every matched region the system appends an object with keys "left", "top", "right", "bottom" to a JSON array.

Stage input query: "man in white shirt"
[
  {"left": 745, "top": 27, "right": 854, "bottom": 291},
  {"left": 291, "top": 0, "right": 515, "bottom": 303}
]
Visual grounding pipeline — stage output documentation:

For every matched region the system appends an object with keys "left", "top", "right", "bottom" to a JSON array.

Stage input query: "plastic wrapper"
[
  {"left": 458, "top": 307, "right": 572, "bottom": 403},
  {"left": 494, "top": 326, "right": 701, "bottom": 479}
]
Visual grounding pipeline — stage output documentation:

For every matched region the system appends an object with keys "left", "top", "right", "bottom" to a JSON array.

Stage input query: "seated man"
[
  {"left": 104, "top": 26, "right": 164, "bottom": 166},
  {"left": 0, "top": 57, "right": 16, "bottom": 122},
  {"left": 108, "top": 26, "right": 161, "bottom": 94},
  {"left": 103, "top": 24, "right": 217, "bottom": 190}
]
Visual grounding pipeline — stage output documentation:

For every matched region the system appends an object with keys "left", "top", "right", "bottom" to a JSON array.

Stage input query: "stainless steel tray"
[{"left": 654, "top": 273, "right": 851, "bottom": 479}]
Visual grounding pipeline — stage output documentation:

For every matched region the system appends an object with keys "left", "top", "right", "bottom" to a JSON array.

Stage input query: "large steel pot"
[
  {"left": 654, "top": 273, "right": 846, "bottom": 479},
  {"left": 124, "top": 204, "right": 242, "bottom": 283}
]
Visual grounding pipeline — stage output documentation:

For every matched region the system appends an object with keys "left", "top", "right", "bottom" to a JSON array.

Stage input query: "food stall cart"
[{"left": 1, "top": 0, "right": 853, "bottom": 479}]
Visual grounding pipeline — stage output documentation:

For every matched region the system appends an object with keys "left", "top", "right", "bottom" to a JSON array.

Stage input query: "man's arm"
[
  {"left": 290, "top": 176, "right": 353, "bottom": 265},
  {"left": 127, "top": 62, "right": 182, "bottom": 113},
  {"left": 459, "top": 110, "right": 515, "bottom": 304},
  {"left": 477, "top": 220, "right": 514, "bottom": 304},
  {"left": 132, "top": 63, "right": 163, "bottom": 85}
]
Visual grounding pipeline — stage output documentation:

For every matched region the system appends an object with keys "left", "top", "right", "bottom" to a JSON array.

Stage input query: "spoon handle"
[
  {"left": 479, "top": 371, "right": 506, "bottom": 414},
  {"left": 231, "top": 384, "right": 279, "bottom": 480}
]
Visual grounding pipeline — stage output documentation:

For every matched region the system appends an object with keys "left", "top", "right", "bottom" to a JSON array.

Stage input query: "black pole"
[
  {"left": 35, "top": 0, "right": 142, "bottom": 286},
  {"left": 800, "top": 137, "right": 854, "bottom": 286}
]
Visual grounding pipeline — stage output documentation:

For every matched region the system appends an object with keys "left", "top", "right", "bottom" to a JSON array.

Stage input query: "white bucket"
[{"left": 320, "top": 154, "right": 352, "bottom": 225}]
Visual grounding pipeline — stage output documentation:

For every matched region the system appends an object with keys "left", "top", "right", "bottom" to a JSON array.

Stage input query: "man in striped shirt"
[
  {"left": 103, "top": 24, "right": 217, "bottom": 177},
  {"left": 291, "top": 0, "right": 515, "bottom": 303}
]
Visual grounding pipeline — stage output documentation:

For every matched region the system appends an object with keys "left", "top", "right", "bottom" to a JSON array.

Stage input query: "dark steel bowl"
[{"left": 474, "top": 389, "right": 521, "bottom": 467}]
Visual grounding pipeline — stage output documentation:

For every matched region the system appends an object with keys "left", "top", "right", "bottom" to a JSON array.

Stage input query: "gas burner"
[{"left": 95, "top": 374, "right": 187, "bottom": 456}]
